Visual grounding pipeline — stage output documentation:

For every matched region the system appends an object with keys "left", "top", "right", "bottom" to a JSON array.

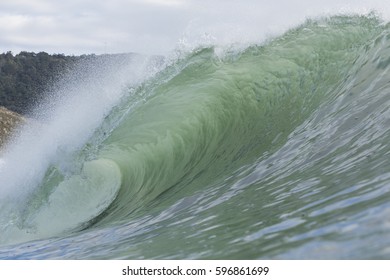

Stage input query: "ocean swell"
[{"left": 1, "top": 14, "right": 390, "bottom": 259}]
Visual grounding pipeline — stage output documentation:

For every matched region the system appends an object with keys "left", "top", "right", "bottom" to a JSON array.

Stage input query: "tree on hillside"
[{"left": 0, "top": 51, "right": 78, "bottom": 115}]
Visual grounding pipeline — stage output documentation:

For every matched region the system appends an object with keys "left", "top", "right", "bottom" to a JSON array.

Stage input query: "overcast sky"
[{"left": 1, "top": 0, "right": 390, "bottom": 55}]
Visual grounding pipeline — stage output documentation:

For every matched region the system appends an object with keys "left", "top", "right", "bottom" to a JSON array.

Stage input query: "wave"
[{"left": 1, "top": 14, "right": 390, "bottom": 259}]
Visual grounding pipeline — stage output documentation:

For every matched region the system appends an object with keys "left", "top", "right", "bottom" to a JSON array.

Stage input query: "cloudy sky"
[{"left": 1, "top": 0, "right": 390, "bottom": 55}]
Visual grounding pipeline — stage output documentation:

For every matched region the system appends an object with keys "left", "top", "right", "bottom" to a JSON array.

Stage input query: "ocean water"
[{"left": 1, "top": 14, "right": 390, "bottom": 259}]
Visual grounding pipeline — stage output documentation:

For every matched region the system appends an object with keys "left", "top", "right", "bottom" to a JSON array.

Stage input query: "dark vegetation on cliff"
[
  {"left": 0, "top": 51, "right": 81, "bottom": 115},
  {"left": 0, "top": 51, "right": 138, "bottom": 147},
  {"left": 0, "top": 51, "right": 136, "bottom": 116}
]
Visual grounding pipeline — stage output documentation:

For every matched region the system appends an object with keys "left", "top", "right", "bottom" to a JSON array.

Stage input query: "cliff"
[{"left": 0, "top": 106, "right": 25, "bottom": 148}]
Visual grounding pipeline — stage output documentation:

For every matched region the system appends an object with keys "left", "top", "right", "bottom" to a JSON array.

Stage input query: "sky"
[{"left": 1, "top": 0, "right": 390, "bottom": 56}]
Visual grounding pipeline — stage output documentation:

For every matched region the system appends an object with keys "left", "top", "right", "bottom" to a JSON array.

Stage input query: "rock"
[{"left": 0, "top": 106, "right": 26, "bottom": 149}]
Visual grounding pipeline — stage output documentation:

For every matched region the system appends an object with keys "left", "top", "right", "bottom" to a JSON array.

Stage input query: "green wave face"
[
  {"left": 2, "top": 14, "right": 390, "bottom": 259},
  {"left": 97, "top": 15, "right": 384, "bottom": 222}
]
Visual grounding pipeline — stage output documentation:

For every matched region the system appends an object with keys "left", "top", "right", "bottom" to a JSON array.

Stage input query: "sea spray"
[{"left": 0, "top": 53, "right": 164, "bottom": 244}]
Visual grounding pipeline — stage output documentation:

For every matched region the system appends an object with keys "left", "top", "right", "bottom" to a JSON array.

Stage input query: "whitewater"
[{"left": 1, "top": 13, "right": 390, "bottom": 259}]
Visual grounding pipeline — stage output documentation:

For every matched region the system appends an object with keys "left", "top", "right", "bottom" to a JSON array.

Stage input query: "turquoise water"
[{"left": 1, "top": 14, "right": 390, "bottom": 259}]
